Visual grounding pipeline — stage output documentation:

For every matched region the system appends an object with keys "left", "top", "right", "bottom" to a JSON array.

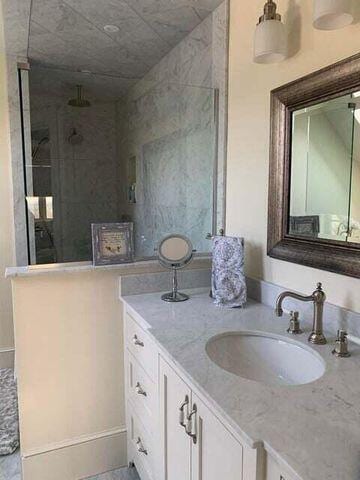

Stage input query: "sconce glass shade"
[
  {"left": 254, "top": 19, "right": 286, "bottom": 64},
  {"left": 313, "top": 0, "right": 354, "bottom": 30}
]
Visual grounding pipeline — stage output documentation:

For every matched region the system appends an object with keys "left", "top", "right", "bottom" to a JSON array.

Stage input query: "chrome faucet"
[{"left": 275, "top": 283, "right": 327, "bottom": 345}]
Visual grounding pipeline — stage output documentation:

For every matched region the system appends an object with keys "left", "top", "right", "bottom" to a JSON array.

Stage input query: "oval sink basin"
[{"left": 206, "top": 331, "right": 326, "bottom": 386}]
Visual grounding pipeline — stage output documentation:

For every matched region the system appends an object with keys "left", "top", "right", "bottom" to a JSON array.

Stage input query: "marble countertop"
[{"left": 122, "top": 288, "right": 360, "bottom": 480}]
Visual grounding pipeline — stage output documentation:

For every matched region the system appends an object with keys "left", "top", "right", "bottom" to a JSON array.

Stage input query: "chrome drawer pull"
[
  {"left": 136, "top": 437, "right": 148, "bottom": 455},
  {"left": 179, "top": 395, "right": 189, "bottom": 429},
  {"left": 133, "top": 334, "right": 144, "bottom": 347},
  {"left": 186, "top": 403, "right": 197, "bottom": 444},
  {"left": 135, "top": 382, "right": 147, "bottom": 396}
]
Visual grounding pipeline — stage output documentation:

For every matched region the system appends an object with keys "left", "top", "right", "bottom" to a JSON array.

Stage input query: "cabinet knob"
[
  {"left": 133, "top": 334, "right": 144, "bottom": 347},
  {"left": 136, "top": 437, "right": 148, "bottom": 455},
  {"left": 135, "top": 382, "right": 147, "bottom": 396}
]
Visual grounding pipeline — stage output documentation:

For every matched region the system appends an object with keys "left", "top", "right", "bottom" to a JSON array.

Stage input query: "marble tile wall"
[
  {"left": 6, "top": 59, "right": 29, "bottom": 267},
  {"left": 212, "top": 1, "right": 229, "bottom": 232},
  {"left": 119, "top": 267, "right": 211, "bottom": 296},
  {"left": 117, "top": 2, "right": 228, "bottom": 258}
]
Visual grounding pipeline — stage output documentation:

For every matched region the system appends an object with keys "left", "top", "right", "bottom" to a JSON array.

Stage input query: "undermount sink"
[{"left": 206, "top": 331, "right": 326, "bottom": 386}]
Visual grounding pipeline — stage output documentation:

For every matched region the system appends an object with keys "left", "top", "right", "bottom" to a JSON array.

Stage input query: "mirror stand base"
[{"left": 161, "top": 291, "right": 189, "bottom": 303}]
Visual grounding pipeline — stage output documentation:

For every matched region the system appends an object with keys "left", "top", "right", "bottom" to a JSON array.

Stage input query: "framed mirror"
[{"left": 268, "top": 53, "right": 360, "bottom": 278}]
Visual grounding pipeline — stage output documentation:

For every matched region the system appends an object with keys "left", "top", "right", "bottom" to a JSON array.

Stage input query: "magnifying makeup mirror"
[{"left": 158, "top": 234, "right": 194, "bottom": 302}]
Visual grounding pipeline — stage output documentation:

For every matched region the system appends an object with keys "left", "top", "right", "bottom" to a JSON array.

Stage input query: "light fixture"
[
  {"left": 313, "top": 0, "right": 354, "bottom": 30},
  {"left": 103, "top": 24, "right": 119, "bottom": 33},
  {"left": 254, "top": 1, "right": 286, "bottom": 64}
]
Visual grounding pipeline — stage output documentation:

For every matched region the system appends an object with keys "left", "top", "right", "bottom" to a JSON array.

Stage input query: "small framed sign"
[{"left": 91, "top": 223, "right": 134, "bottom": 266}]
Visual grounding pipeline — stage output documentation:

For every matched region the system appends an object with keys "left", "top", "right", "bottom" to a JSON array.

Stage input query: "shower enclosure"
[{"left": 20, "top": 68, "right": 219, "bottom": 264}]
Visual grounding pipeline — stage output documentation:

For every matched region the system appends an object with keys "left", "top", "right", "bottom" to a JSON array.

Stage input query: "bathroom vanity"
[
  {"left": 121, "top": 287, "right": 360, "bottom": 480},
  {"left": 123, "top": 295, "right": 261, "bottom": 480}
]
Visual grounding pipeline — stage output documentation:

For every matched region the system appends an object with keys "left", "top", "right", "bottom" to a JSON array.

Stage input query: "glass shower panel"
[
  {"left": 22, "top": 67, "right": 218, "bottom": 264},
  {"left": 117, "top": 82, "right": 217, "bottom": 258},
  {"left": 19, "top": 69, "right": 57, "bottom": 265}
]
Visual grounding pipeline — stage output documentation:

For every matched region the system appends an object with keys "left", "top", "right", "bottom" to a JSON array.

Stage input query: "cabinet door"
[
  {"left": 191, "top": 393, "right": 243, "bottom": 480},
  {"left": 159, "top": 357, "right": 192, "bottom": 480},
  {"left": 266, "top": 453, "right": 295, "bottom": 480}
]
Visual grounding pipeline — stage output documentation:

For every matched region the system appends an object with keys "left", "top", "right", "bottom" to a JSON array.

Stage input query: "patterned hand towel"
[{"left": 211, "top": 236, "right": 247, "bottom": 308}]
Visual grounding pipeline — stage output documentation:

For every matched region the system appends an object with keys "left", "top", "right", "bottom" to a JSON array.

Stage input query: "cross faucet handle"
[{"left": 332, "top": 330, "right": 350, "bottom": 358}]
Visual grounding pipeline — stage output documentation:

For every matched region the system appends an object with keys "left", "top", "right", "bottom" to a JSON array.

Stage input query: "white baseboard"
[
  {"left": 0, "top": 347, "right": 15, "bottom": 369},
  {"left": 21, "top": 427, "right": 127, "bottom": 480}
]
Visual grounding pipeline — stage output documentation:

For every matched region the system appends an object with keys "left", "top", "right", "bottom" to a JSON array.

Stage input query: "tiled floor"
[
  {"left": 85, "top": 465, "right": 140, "bottom": 480},
  {"left": 0, "top": 451, "right": 21, "bottom": 480},
  {"left": 0, "top": 450, "right": 140, "bottom": 480}
]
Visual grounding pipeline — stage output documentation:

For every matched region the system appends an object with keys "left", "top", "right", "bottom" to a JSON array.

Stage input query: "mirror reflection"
[{"left": 289, "top": 91, "right": 360, "bottom": 243}]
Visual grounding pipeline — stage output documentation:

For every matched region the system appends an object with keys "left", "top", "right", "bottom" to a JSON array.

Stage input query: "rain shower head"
[{"left": 68, "top": 85, "right": 91, "bottom": 108}]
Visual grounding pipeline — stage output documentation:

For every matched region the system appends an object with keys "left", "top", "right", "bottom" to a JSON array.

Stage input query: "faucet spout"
[
  {"left": 275, "top": 283, "right": 327, "bottom": 345},
  {"left": 275, "top": 290, "right": 313, "bottom": 317}
]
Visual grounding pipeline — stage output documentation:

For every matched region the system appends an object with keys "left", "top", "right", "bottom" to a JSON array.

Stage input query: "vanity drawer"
[
  {"left": 126, "top": 351, "right": 157, "bottom": 434},
  {"left": 125, "top": 313, "right": 157, "bottom": 380},
  {"left": 128, "top": 405, "right": 156, "bottom": 480}
]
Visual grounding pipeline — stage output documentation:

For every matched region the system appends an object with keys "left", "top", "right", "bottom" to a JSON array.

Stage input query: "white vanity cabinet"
[
  {"left": 124, "top": 313, "right": 160, "bottom": 480},
  {"left": 192, "top": 392, "right": 244, "bottom": 480},
  {"left": 159, "top": 357, "right": 192, "bottom": 480},
  {"left": 124, "top": 309, "right": 261, "bottom": 480},
  {"left": 159, "top": 356, "right": 245, "bottom": 480},
  {"left": 265, "top": 454, "right": 297, "bottom": 480}
]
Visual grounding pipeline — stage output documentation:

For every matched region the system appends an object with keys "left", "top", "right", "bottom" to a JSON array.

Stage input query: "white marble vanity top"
[{"left": 122, "top": 288, "right": 360, "bottom": 480}]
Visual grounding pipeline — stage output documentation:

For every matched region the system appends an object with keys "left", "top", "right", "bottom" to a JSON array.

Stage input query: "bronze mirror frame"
[{"left": 268, "top": 53, "right": 360, "bottom": 279}]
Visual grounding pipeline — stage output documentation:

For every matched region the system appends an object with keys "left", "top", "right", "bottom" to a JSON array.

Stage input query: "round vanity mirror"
[{"left": 158, "top": 234, "right": 193, "bottom": 302}]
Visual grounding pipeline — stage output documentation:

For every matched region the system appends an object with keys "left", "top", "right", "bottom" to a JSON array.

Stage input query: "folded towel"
[{"left": 211, "top": 235, "right": 247, "bottom": 308}]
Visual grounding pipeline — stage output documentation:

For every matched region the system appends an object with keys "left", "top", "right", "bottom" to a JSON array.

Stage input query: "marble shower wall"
[
  {"left": 29, "top": 94, "right": 123, "bottom": 262},
  {"left": 117, "top": 1, "right": 228, "bottom": 258}
]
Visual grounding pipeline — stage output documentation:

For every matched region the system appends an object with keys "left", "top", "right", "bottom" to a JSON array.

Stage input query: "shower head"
[{"left": 68, "top": 85, "right": 91, "bottom": 108}]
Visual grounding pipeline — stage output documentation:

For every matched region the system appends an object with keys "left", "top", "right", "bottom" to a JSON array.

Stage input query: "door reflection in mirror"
[{"left": 289, "top": 91, "right": 360, "bottom": 243}]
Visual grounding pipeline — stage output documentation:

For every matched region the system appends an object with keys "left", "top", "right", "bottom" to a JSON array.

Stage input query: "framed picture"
[
  {"left": 289, "top": 216, "right": 320, "bottom": 238},
  {"left": 91, "top": 223, "right": 134, "bottom": 266}
]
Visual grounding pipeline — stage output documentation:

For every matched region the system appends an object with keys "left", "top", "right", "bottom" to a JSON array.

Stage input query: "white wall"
[
  {"left": 0, "top": 4, "right": 15, "bottom": 368},
  {"left": 10, "top": 259, "right": 209, "bottom": 480},
  {"left": 12, "top": 270, "right": 127, "bottom": 479},
  {"left": 227, "top": 0, "right": 360, "bottom": 312}
]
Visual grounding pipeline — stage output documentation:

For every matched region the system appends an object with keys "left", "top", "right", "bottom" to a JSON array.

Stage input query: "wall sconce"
[
  {"left": 313, "top": 0, "right": 354, "bottom": 30},
  {"left": 254, "top": 0, "right": 286, "bottom": 64}
]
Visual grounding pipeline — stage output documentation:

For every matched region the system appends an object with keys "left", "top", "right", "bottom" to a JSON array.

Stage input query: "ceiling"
[{"left": 3, "top": 0, "right": 224, "bottom": 79}]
